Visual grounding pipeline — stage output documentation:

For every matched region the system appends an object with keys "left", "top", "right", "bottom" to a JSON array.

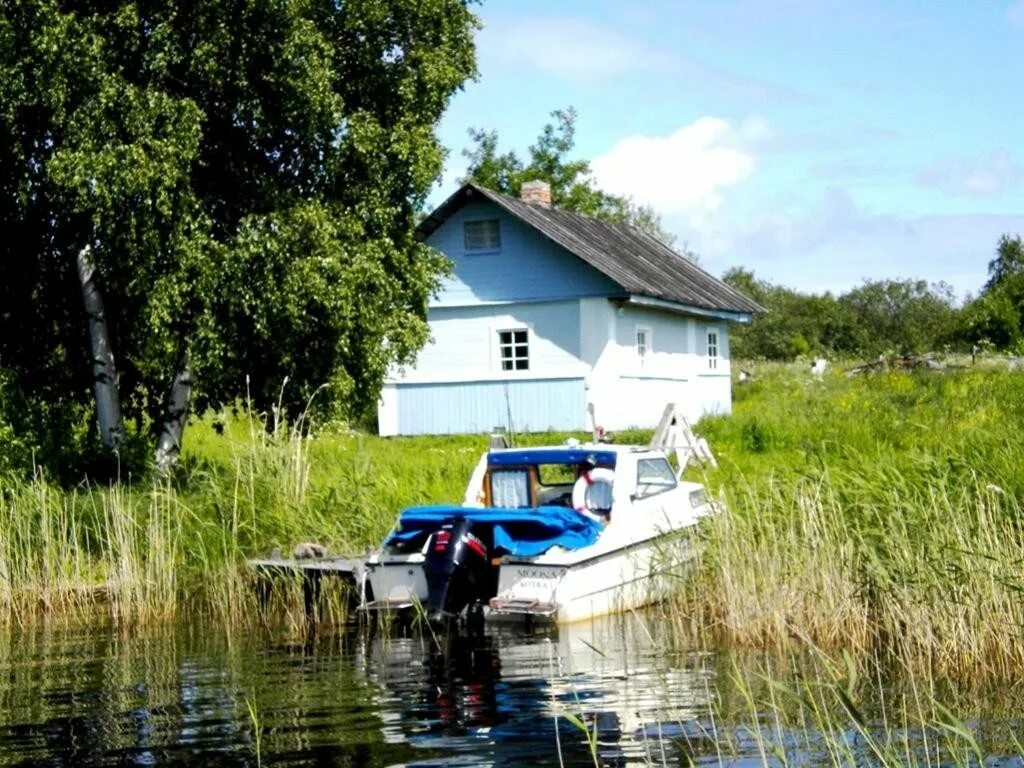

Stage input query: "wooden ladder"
[{"left": 649, "top": 403, "right": 717, "bottom": 472}]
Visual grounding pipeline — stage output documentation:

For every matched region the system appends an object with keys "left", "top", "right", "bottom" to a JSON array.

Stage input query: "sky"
[{"left": 431, "top": 0, "right": 1024, "bottom": 297}]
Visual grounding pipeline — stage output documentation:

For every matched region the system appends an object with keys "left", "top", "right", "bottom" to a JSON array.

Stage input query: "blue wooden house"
[{"left": 377, "top": 182, "right": 761, "bottom": 436}]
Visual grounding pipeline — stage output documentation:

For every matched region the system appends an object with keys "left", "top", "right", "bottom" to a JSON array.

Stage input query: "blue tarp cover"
[{"left": 384, "top": 505, "right": 602, "bottom": 557}]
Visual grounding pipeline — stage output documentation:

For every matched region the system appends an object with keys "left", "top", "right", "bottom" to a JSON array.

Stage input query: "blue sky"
[{"left": 432, "top": 0, "right": 1024, "bottom": 297}]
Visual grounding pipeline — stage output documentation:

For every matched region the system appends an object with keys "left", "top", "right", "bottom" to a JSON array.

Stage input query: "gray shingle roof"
[{"left": 418, "top": 184, "right": 762, "bottom": 316}]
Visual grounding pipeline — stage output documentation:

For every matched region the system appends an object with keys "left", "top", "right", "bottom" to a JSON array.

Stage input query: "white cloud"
[
  {"left": 1008, "top": 0, "right": 1024, "bottom": 26},
  {"left": 589, "top": 117, "right": 760, "bottom": 216},
  {"left": 476, "top": 15, "right": 811, "bottom": 104},
  {"left": 678, "top": 187, "right": 1024, "bottom": 296},
  {"left": 916, "top": 150, "right": 1022, "bottom": 199},
  {"left": 479, "top": 17, "right": 675, "bottom": 80}
]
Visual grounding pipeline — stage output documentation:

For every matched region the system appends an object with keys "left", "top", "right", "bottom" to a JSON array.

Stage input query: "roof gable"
[{"left": 419, "top": 184, "right": 762, "bottom": 316}]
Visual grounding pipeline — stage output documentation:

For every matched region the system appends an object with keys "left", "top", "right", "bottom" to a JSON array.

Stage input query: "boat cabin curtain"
[
  {"left": 491, "top": 470, "right": 531, "bottom": 508},
  {"left": 585, "top": 481, "right": 613, "bottom": 511}
]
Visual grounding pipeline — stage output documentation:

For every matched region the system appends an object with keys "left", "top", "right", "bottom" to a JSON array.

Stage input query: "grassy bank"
[
  {"left": 0, "top": 412, "right": 603, "bottom": 626},
  {"left": 3, "top": 362, "right": 1024, "bottom": 679},
  {"left": 0, "top": 415, "right": 486, "bottom": 625},
  {"left": 671, "top": 362, "right": 1024, "bottom": 677}
]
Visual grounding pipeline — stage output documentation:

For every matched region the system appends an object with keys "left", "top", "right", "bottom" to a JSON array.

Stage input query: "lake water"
[
  {"left": 1, "top": 613, "right": 1020, "bottom": 767},
  {"left": 0, "top": 613, "right": 730, "bottom": 767}
]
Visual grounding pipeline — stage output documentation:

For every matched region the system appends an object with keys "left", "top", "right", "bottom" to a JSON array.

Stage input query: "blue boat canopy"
[
  {"left": 487, "top": 448, "right": 616, "bottom": 467},
  {"left": 385, "top": 505, "right": 602, "bottom": 557}
]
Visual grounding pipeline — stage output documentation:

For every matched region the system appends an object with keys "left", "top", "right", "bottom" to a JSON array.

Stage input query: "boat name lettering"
[{"left": 514, "top": 568, "right": 562, "bottom": 581}]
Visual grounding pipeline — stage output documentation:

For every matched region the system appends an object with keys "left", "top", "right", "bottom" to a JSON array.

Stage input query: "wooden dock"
[
  {"left": 248, "top": 556, "right": 365, "bottom": 580},
  {"left": 247, "top": 556, "right": 368, "bottom": 615}
]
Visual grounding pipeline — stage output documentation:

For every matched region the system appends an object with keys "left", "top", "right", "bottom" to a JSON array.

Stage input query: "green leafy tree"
[
  {"left": 985, "top": 234, "right": 1024, "bottom": 291},
  {"left": 462, "top": 107, "right": 680, "bottom": 249},
  {"left": 724, "top": 269, "right": 846, "bottom": 359},
  {"left": 960, "top": 233, "right": 1024, "bottom": 350},
  {"left": 0, "top": 0, "right": 478, "bottom": 475},
  {"left": 959, "top": 285, "right": 1024, "bottom": 350},
  {"left": 837, "top": 279, "right": 957, "bottom": 356},
  {"left": 724, "top": 269, "right": 957, "bottom": 360}
]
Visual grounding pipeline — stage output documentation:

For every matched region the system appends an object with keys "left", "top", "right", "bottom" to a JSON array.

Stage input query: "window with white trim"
[
  {"left": 464, "top": 219, "right": 500, "bottom": 251},
  {"left": 636, "top": 457, "right": 678, "bottom": 499},
  {"left": 636, "top": 326, "right": 650, "bottom": 361},
  {"left": 498, "top": 328, "right": 529, "bottom": 371},
  {"left": 707, "top": 330, "right": 719, "bottom": 370}
]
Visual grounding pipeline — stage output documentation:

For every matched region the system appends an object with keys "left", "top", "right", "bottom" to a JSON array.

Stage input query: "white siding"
[
  {"left": 583, "top": 306, "right": 734, "bottom": 431},
  {"left": 695, "top": 321, "right": 732, "bottom": 417},
  {"left": 379, "top": 299, "right": 737, "bottom": 435},
  {"left": 390, "top": 378, "right": 587, "bottom": 436},
  {"left": 391, "top": 301, "right": 585, "bottom": 384}
]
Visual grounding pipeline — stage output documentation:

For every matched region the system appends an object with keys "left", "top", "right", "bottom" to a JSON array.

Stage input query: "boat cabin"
[
  {"left": 460, "top": 444, "right": 684, "bottom": 522},
  {"left": 481, "top": 447, "right": 615, "bottom": 514}
]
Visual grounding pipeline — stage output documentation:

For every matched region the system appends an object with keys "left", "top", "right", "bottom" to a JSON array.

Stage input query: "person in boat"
[{"left": 573, "top": 455, "right": 613, "bottom": 526}]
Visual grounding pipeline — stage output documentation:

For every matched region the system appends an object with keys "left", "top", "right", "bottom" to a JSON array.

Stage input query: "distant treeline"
[{"left": 724, "top": 234, "right": 1024, "bottom": 360}]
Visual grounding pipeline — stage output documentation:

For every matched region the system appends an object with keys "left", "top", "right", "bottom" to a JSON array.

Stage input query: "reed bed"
[
  {"left": 671, "top": 362, "right": 1024, "bottom": 679},
  {"left": 0, "top": 411, "right": 482, "bottom": 627},
  {"left": 2, "top": 360, "right": 1023, "bottom": 683},
  {"left": 695, "top": 641, "right": 1024, "bottom": 767}
]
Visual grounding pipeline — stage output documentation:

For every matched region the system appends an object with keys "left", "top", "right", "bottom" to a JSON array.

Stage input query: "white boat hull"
[
  {"left": 488, "top": 529, "right": 697, "bottom": 624},
  {"left": 364, "top": 525, "right": 699, "bottom": 624}
]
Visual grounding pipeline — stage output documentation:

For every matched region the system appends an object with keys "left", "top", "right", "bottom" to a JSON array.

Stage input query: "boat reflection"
[{"left": 359, "top": 613, "right": 715, "bottom": 767}]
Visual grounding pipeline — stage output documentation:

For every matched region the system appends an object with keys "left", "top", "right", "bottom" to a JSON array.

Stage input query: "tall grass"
[
  {"left": 696, "top": 641, "right": 1024, "bottom": 767},
  {"left": 2, "top": 360, "right": 1024, "bottom": 682},
  {"left": 671, "top": 362, "right": 1024, "bottom": 678},
  {"left": 0, "top": 406, "right": 495, "bottom": 627}
]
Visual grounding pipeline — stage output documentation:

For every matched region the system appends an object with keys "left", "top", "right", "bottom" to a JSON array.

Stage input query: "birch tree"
[{"left": 0, "top": 0, "right": 477, "bottom": 472}]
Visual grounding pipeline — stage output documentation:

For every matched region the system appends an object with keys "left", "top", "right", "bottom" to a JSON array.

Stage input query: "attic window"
[
  {"left": 464, "top": 219, "right": 501, "bottom": 251},
  {"left": 498, "top": 328, "right": 529, "bottom": 371}
]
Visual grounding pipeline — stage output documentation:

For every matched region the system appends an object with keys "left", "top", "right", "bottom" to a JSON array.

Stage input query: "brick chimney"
[{"left": 520, "top": 180, "right": 552, "bottom": 208}]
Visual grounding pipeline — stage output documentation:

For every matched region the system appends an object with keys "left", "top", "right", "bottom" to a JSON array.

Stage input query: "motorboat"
[{"left": 362, "top": 440, "right": 715, "bottom": 625}]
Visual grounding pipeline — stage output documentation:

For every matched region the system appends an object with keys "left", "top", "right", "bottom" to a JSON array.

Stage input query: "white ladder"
[{"left": 649, "top": 403, "right": 717, "bottom": 473}]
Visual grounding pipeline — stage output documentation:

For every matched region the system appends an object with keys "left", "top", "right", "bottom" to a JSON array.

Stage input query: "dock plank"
[{"left": 248, "top": 557, "right": 364, "bottom": 578}]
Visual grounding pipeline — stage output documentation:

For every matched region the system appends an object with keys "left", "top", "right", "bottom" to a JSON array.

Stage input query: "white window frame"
[
  {"left": 497, "top": 327, "right": 530, "bottom": 372},
  {"left": 636, "top": 325, "right": 651, "bottom": 362},
  {"left": 463, "top": 218, "right": 501, "bottom": 252},
  {"left": 635, "top": 457, "right": 679, "bottom": 499},
  {"left": 707, "top": 329, "right": 719, "bottom": 370}
]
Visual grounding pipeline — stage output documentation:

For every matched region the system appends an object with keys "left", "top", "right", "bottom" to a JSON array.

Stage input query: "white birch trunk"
[
  {"left": 76, "top": 245, "right": 125, "bottom": 451},
  {"left": 154, "top": 355, "right": 192, "bottom": 473}
]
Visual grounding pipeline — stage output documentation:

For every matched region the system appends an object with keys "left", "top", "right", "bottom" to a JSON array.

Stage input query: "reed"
[
  {"left": 0, "top": 404, "right": 489, "bottom": 628},
  {"left": 0, "top": 359, "right": 1022, "bottom": 684},
  {"left": 671, "top": 362, "right": 1024, "bottom": 678},
  {"left": 697, "top": 640, "right": 1024, "bottom": 767}
]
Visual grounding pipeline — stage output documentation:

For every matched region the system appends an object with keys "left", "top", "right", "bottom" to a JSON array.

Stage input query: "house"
[{"left": 377, "top": 181, "right": 761, "bottom": 436}]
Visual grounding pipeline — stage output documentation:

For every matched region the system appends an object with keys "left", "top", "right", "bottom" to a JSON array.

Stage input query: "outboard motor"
[{"left": 423, "top": 517, "right": 493, "bottom": 624}]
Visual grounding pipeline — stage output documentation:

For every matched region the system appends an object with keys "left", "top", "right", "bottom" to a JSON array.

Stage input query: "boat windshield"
[
  {"left": 487, "top": 453, "right": 617, "bottom": 511},
  {"left": 537, "top": 463, "right": 575, "bottom": 485}
]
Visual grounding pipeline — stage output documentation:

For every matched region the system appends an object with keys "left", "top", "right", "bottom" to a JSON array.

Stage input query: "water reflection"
[
  {"left": 360, "top": 616, "right": 714, "bottom": 766},
  {"left": 0, "top": 614, "right": 715, "bottom": 766},
  {"left": 4, "top": 614, "right": 1022, "bottom": 766}
]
